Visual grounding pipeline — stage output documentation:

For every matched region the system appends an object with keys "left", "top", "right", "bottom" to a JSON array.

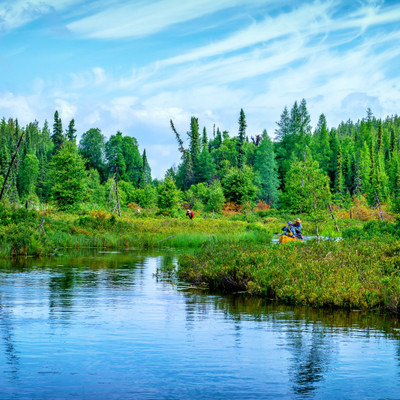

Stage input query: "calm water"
[{"left": 1, "top": 250, "right": 400, "bottom": 400}]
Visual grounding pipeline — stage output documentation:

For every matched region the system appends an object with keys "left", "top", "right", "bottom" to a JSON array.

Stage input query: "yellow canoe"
[{"left": 279, "top": 235, "right": 303, "bottom": 244}]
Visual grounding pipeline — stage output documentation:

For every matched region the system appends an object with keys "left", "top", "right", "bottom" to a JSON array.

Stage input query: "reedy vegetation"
[{"left": 178, "top": 223, "right": 400, "bottom": 313}]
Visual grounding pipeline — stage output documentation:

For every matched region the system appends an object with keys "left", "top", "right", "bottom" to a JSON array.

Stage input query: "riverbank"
[
  {"left": 0, "top": 205, "right": 390, "bottom": 257},
  {"left": 0, "top": 207, "right": 274, "bottom": 257},
  {"left": 178, "top": 232, "right": 400, "bottom": 313}
]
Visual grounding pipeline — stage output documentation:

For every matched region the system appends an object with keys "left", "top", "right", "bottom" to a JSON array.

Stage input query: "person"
[
  {"left": 294, "top": 218, "right": 303, "bottom": 239},
  {"left": 282, "top": 221, "right": 296, "bottom": 237},
  {"left": 186, "top": 209, "right": 194, "bottom": 219}
]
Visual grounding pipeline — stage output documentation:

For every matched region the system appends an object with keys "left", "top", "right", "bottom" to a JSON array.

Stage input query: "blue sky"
[{"left": 1, "top": 0, "right": 400, "bottom": 177}]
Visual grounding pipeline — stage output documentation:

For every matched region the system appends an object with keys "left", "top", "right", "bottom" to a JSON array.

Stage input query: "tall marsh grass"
[{"left": 178, "top": 237, "right": 400, "bottom": 314}]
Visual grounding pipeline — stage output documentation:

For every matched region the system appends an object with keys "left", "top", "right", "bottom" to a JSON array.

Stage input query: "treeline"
[
  {"left": 0, "top": 111, "right": 153, "bottom": 210},
  {"left": 1, "top": 100, "right": 399, "bottom": 216},
  {"left": 169, "top": 99, "right": 400, "bottom": 214}
]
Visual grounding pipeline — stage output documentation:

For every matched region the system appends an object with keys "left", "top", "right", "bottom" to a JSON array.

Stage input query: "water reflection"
[
  {"left": 0, "top": 250, "right": 400, "bottom": 400},
  {"left": 0, "top": 295, "right": 19, "bottom": 381}
]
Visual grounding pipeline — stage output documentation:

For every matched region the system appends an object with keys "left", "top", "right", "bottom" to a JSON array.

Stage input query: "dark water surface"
[{"left": 1, "top": 250, "right": 400, "bottom": 400}]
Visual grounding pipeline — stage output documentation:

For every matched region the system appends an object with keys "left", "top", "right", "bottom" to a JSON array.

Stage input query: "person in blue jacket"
[
  {"left": 282, "top": 221, "right": 296, "bottom": 237},
  {"left": 293, "top": 218, "right": 303, "bottom": 239}
]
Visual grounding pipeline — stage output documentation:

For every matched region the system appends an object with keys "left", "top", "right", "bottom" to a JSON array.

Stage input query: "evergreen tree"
[
  {"left": 49, "top": 141, "right": 87, "bottom": 210},
  {"left": 189, "top": 117, "right": 201, "bottom": 177},
  {"left": 237, "top": 108, "right": 247, "bottom": 169},
  {"left": 377, "top": 120, "right": 383, "bottom": 152},
  {"left": 275, "top": 106, "right": 290, "bottom": 140},
  {"left": 157, "top": 177, "right": 181, "bottom": 215},
  {"left": 66, "top": 119, "right": 77, "bottom": 143},
  {"left": 196, "top": 126, "right": 215, "bottom": 184},
  {"left": 335, "top": 145, "right": 344, "bottom": 200},
  {"left": 312, "top": 114, "right": 331, "bottom": 174},
  {"left": 254, "top": 131, "right": 280, "bottom": 205},
  {"left": 51, "top": 110, "right": 64, "bottom": 152},
  {"left": 121, "top": 135, "right": 142, "bottom": 186},
  {"left": 359, "top": 141, "right": 371, "bottom": 196},
  {"left": 138, "top": 149, "right": 152, "bottom": 188}
]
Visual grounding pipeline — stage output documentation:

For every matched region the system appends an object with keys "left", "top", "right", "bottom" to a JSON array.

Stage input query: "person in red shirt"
[{"left": 186, "top": 209, "right": 194, "bottom": 219}]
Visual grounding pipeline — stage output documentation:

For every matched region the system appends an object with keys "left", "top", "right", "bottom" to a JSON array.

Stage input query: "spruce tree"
[
  {"left": 377, "top": 120, "right": 383, "bottom": 152},
  {"left": 66, "top": 119, "right": 77, "bottom": 143},
  {"left": 52, "top": 110, "right": 64, "bottom": 152},
  {"left": 237, "top": 108, "right": 247, "bottom": 169},
  {"left": 312, "top": 114, "right": 331, "bottom": 174},
  {"left": 138, "top": 149, "right": 152, "bottom": 188}
]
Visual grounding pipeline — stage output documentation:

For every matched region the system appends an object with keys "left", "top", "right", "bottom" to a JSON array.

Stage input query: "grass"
[
  {"left": 178, "top": 234, "right": 400, "bottom": 314},
  {"left": 0, "top": 206, "right": 273, "bottom": 257}
]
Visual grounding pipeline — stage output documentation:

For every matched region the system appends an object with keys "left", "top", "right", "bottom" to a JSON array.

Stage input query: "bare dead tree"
[
  {"left": 327, "top": 203, "right": 340, "bottom": 232},
  {"left": 170, "top": 120, "right": 186, "bottom": 155},
  {"left": 0, "top": 131, "right": 24, "bottom": 202}
]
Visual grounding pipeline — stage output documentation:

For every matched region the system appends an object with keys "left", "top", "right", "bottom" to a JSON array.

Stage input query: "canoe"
[{"left": 279, "top": 235, "right": 303, "bottom": 244}]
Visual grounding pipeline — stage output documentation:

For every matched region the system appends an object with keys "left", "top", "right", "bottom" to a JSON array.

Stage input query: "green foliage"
[
  {"left": 157, "top": 177, "right": 182, "bottom": 215},
  {"left": 85, "top": 169, "right": 106, "bottom": 206},
  {"left": 282, "top": 160, "right": 331, "bottom": 220},
  {"left": 49, "top": 141, "right": 87, "bottom": 210},
  {"left": 222, "top": 166, "right": 257, "bottom": 205},
  {"left": 133, "top": 185, "right": 157, "bottom": 208},
  {"left": 237, "top": 108, "right": 247, "bottom": 169},
  {"left": 203, "top": 181, "right": 225, "bottom": 213},
  {"left": 51, "top": 110, "right": 65, "bottom": 152},
  {"left": 79, "top": 128, "right": 106, "bottom": 180},
  {"left": 66, "top": 119, "right": 77, "bottom": 142},
  {"left": 254, "top": 131, "right": 279, "bottom": 205},
  {"left": 18, "top": 153, "right": 39, "bottom": 199}
]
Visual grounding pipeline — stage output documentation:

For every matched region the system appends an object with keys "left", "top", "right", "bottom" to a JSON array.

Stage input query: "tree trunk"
[
  {"left": 115, "top": 167, "right": 121, "bottom": 217},
  {"left": 375, "top": 192, "right": 384, "bottom": 222},
  {"left": 327, "top": 203, "right": 340, "bottom": 232},
  {"left": 0, "top": 132, "right": 24, "bottom": 202}
]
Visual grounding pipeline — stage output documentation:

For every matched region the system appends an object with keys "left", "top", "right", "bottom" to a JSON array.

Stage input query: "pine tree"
[
  {"left": 377, "top": 120, "right": 383, "bottom": 152},
  {"left": 189, "top": 117, "right": 201, "bottom": 177},
  {"left": 52, "top": 110, "right": 64, "bottom": 152},
  {"left": 138, "top": 149, "right": 152, "bottom": 188},
  {"left": 312, "top": 114, "right": 331, "bottom": 174},
  {"left": 237, "top": 108, "right": 247, "bottom": 169},
  {"left": 66, "top": 119, "right": 77, "bottom": 143},
  {"left": 275, "top": 106, "right": 290, "bottom": 140},
  {"left": 335, "top": 145, "right": 344, "bottom": 199}
]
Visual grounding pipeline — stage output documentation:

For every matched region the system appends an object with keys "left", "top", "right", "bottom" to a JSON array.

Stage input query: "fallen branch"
[{"left": 158, "top": 235, "right": 176, "bottom": 243}]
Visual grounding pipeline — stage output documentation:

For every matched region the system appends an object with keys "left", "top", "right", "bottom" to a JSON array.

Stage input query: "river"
[{"left": 1, "top": 249, "right": 400, "bottom": 399}]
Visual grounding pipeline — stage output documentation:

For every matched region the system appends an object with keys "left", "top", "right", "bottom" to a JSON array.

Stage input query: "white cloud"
[
  {"left": 67, "top": 0, "right": 263, "bottom": 39},
  {"left": 0, "top": 91, "right": 38, "bottom": 123},
  {"left": 54, "top": 99, "right": 77, "bottom": 122},
  {"left": 0, "top": 0, "right": 80, "bottom": 32}
]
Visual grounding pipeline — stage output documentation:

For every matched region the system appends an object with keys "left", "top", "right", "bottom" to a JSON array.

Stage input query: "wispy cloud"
[
  {"left": 67, "top": 0, "right": 262, "bottom": 39},
  {"left": 0, "top": 0, "right": 80, "bottom": 32}
]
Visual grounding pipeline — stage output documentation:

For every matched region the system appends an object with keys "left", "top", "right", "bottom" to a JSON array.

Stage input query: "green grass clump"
[
  {"left": 0, "top": 207, "right": 273, "bottom": 257},
  {"left": 178, "top": 238, "right": 400, "bottom": 313}
]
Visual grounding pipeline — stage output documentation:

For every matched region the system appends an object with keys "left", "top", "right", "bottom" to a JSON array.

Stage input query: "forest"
[{"left": 1, "top": 99, "right": 399, "bottom": 220}]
